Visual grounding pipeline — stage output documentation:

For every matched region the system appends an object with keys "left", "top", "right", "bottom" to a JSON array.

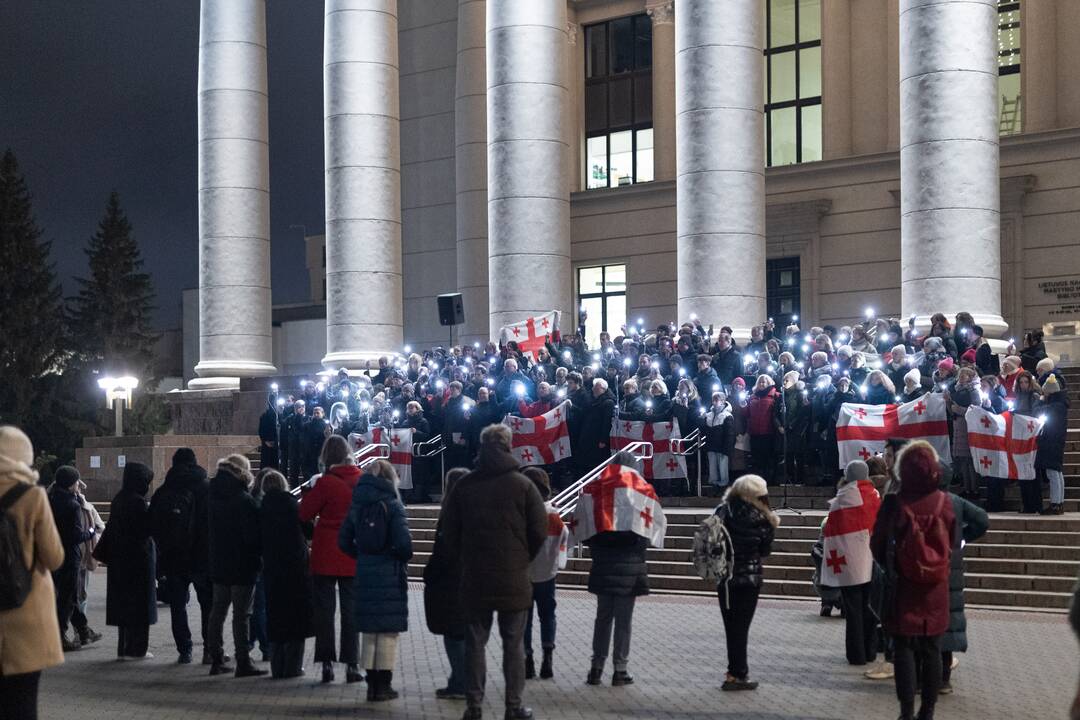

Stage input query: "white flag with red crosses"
[
  {"left": 835, "top": 394, "right": 950, "bottom": 468},
  {"left": 609, "top": 417, "right": 686, "bottom": 480},
  {"left": 966, "top": 407, "right": 1043, "bottom": 480},
  {"left": 568, "top": 464, "right": 667, "bottom": 548},
  {"left": 499, "top": 311, "right": 560, "bottom": 361},
  {"left": 503, "top": 401, "right": 572, "bottom": 467},
  {"left": 347, "top": 427, "right": 414, "bottom": 489}
]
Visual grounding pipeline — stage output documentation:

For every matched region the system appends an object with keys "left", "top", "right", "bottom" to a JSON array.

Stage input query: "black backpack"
[
  {"left": 0, "top": 483, "right": 34, "bottom": 610},
  {"left": 152, "top": 487, "right": 195, "bottom": 557},
  {"left": 354, "top": 501, "right": 390, "bottom": 555}
]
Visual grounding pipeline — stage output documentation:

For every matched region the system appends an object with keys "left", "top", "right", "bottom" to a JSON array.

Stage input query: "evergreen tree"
[
  {"left": 70, "top": 191, "right": 158, "bottom": 382},
  {"left": 0, "top": 149, "right": 68, "bottom": 427}
]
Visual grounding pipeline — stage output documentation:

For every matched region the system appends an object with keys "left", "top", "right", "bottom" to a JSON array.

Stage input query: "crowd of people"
[{"left": 260, "top": 312, "right": 1067, "bottom": 514}]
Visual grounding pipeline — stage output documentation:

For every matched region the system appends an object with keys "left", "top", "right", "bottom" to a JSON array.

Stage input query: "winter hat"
[
  {"left": 1036, "top": 358, "right": 1056, "bottom": 377},
  {"left": 217, "top": 453, "right": 254, "bottom": 486},
  {"left": 937, "top": 357, "right": 955, "bottom": 374},
  {"left": 837, "top": 346, "right": 853, "bottom": 359},
  {"left": 522, "top": 466, "right": 552, "bottom": 500},
  {"left": 1042, "top": 374, "right": 1061, "bottom": 395},
  {"left": 842, "top": 459, "right": 869, "bottom": 486},
  {"left": 1002, "top": 355, "right": 1022, "bottom": 375},
  {"left": 895, "top": 440, "right": 941, "bottom": 498},
  {"left": 172, "top": 447, "right": 197, "bottom": 467},
  {"left": 923, "top": 337, "right": 944, "bottom": 353},
  {"left": 53, "top": 465, "right": 80, "bottom": 489},
  {"left": 904, "top": 368, "right": 921, "bottom": 391},
  {"left": 782, "top": 370, "right": 801, "bottom": 390},
  {"left": 960, "top": 348, "right": 977, "bottom": 364},
  {"left": 0, "top": 425, "right": 37, "bottom": 485}
]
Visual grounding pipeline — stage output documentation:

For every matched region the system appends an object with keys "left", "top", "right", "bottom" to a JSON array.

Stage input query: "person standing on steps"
[
  {"left": 521, "top": 467, "right": 568, "bottom": 682},
  {"left": 441, "top": 423, "right": 548, "bottom": 720}
]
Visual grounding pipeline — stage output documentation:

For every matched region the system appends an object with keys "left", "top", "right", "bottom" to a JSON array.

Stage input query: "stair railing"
[
  {"left": 289, "top": 442, "right": 390, "bottom": 496},
  {"left": 551, "top": 441, "right": 654, "bottom": 521},
  {"left": 413, "top": 435, "right": 447, "bottom": 496},
  {"left": 672, "top": 428, "right": 704, "bottom": 496}
]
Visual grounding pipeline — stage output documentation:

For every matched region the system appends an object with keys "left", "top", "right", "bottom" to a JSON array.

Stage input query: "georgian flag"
[
  {"left": 499, "top": 311, "right": 559, "bottom": 361},
  {"left": 610, "top": 417, "right": 686, "bottom": 480},
  {"left": 347, "top": 427, "right": 414, "bottom": 490},
  {"left": 836, "top": 394, "right": 950, "bottom": 468},
  {"left": 503, "top": 401, "right": 572, "bottom": 467},
  {"left": 821, "top": 479, "right": 882, "bottom": 588},
  {"left": 966, "top": 407, "right": 1043, "bottom": 480},
  {"left": 569, "top": 464, "right": 667, "bottom": 549}
]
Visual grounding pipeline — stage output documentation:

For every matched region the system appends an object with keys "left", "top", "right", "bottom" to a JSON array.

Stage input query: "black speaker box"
[{"left": 437, "top": 293, "right": 465, "bottom": 326}]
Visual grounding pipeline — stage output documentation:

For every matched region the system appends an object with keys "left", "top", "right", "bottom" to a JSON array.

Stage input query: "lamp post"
[{"left": 97, "top": 376, "right": 139, "bottom": 437}]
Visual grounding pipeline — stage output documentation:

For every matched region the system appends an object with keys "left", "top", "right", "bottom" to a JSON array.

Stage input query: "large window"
[
  {"left": 577, "top": 264, "right": 627, "bottom": 348},
  {"left": 766, "top": 257, "right": 800, "bottom": 329},
  {"left": 584, "top": 16, "right": 653, "bottom": 190},
  {"left": 998, "top": 0, "right": 1021, "bottom": 135},
  {"left": 764, "top": 0, "right": 822, "bottom": 166}
]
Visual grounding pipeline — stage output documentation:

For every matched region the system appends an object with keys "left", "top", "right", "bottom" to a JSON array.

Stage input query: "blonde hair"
[{"left": 369, "top": 459, "right": 399, "bottom": 488}]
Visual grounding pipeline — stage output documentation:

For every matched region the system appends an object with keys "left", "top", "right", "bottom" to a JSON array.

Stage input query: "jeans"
[
  {"left": 1019, "top": 478, "right": 1043, "bottom": 513},
  {"left": 719, "top": 585, "right": 759, "bottom": 680},
  {"left": 164, "top": 573, "right": 213, "bottom": 655},
  {"left": 840, "top": 583, "right": 877, "bottom": 665},
  {"left": 206, "top": 583, "right": 255, "bottom": 663},
  {"left": 0, "top": 671, "right": 40, "bottom": 720},
  {"left": 707, "top": 452, "right": 730, "bottom": 488},
  {"left": 361, "top": 633, "right": 399, "bottom": 670},
  {"left": 249, "top": 574, "right": 268, "bottom": 655},
  {"left": 53, "top": 564, "right": 87, "bottom": 636},
  {"left": 591, "top": 594, "right": 636, "bottom": 672},
  {"left": 893, "top": 634, "right": 942, "bottom": 718},
  {"left": 524, "top": 579, "right": 557, "bottom": 657},
  {"left": 312, "top": 575, "right": 359, "bottom": 664},
  {"left": 269, "top": 640, "right": 306, "bottom": 678},
  {"left": 465, "top": 608, "right": 528, "bottom": 710},
  {"left": 117, "top": 625, "right": 149, "bottom": 658},
  {"left": 443, "top": 635, "right": 466, "bottom": 694},
  {"left": 1047, "top": 468, "right": 1065, "bottom": 504}
]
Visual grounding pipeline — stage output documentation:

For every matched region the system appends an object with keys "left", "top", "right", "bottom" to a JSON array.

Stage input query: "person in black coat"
[
  {"left": 466, "top": 387, "right": 502, "bottom": 466},
  {"left": 585, "top": 526, "right": 649, "bottom": 687},
  {"left": 206, "top": 454, "right": 266, "bottom": 677},
  {"left": 715, "top": 474, "right": 778, "bottom": 691},
  {"left": 104, "top": 462, "right": 157, "bottom": 659},
  {"left": 1020, "top": 330, "right": 1048, "bottom": 374},
  {"left": 302, "top": 407, "right": 330, "bottom": 482},
  {"left": 149, "top": 448, "right": 213, "bottom": 664},
  {"left": 258, "top": 393, "right": 281, "bottom": 470},
  {"left": 49, "top": 466, "right": 95, "bottom": 650},
  {"left": 259, "top": 470, "right": 315, "bottom": 678},
  {"left": 711, "top": 334, "right": 743, "bottom": 388},
  {"left": 577, "top": 380, "right": 615, "bottom": 473},
  {"left": 1034, "top": 374, "right": 1069, "bottom": 515},
  {"left": 284, "top": 400, "right": 308, "bottom": 487}
]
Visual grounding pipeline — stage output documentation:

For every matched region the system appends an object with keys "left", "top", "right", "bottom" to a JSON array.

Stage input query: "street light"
[{"left": 97, "top": 376, "right": 139, "bottom": 437}]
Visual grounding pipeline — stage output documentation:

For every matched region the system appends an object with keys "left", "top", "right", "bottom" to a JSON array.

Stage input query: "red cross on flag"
[
  {"left": 503, "top": 400, "right": 572, "bottom": 466},
  {"left": 499, "top": 311, "right": 560, "bottom": 361},
  {"left": 821, "top": 479, "right": 882, "bottom": 587},
  {"left": 609, "top": 417, "right": 686, "bottom": 480},
  {"left": 570, "top": 463, "right": 667, "bottom": 548},
  {"left": 836, "top": 394, "right": 950, "bottom": 469},
  {"left": 347, "top": 427, "right": 414, "bottom": 489},
  {"left": 965, "top": 407, "right": 1043, "bottom": 480}
]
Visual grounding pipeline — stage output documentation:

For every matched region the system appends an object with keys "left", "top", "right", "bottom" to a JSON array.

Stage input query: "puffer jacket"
[
  {"left": 586, "top": 531, "right": 650, "bottom": 597},
  {"left": 718, "top": 490, "right": 779, "bottom": 590},
  {"left": 942, "top": 493, "right": 989, "bottom": 653},
  {"left": 747, "top": 387, "right": 780, "bottom": 436}
]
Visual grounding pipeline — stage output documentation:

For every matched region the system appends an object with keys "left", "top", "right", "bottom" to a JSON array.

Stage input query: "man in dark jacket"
[
  {"left": 205, "top": 454, "right": 266, "bottom": 678},
  {"left": 258, "top": 394, "right": 281, "bottom": 470},
  {"left": 694, "top": 354, "right": 723, "bottom": 401},
  {"left": 284, "top": 399, "right": 307, "bottom": 486},
  {"left": 577, "top": 379, "right": 615, "bottom": 473},
  {"left": 441, "top": 424, "right": 548, "bottom": 720},
  {"left": 149, "top": 448, "right": 213, "bottom": 664},
  {"left": 49, "top": 466, "right": 96, "bottom": 651},
  {"left": 302, "top": 406, "right": 329, "bottom": 481},
  {"left": 711, "top": 332, "right": 743, "bottom": 388}
]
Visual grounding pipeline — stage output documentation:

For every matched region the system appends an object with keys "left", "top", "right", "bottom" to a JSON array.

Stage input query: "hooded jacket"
[
  {"left": 105, "top": 463, "right": 158, "bottom": 628},
  {"left": 149, "top": 460, "right": 209, "bottom": 576},
  {"left": 704, "top": 402, "right": 735, "bottom": 455},
  {"left": 208, "top": 465, "right": 261, "bottom": 586},
  {"left": 718, "top": 482, "right": 779, "bottom": 590}
]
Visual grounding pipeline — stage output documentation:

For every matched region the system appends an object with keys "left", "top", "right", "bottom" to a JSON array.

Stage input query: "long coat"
[
  {"left": 260, "top": 488, "right": 315, "bottom": 642},
  {"left": 586, "top": 532, "right": 650, "bottom": 597},
  {"left": 338, "top": 473, "right": 413, "bottom": 633},
  {"left": 1035, "top": 391, "right": 1068, "bottom": 472},
  {"left": 208, "top": 467, "right": 261, "bottom": 586},
  {"left": 577, "top": 391, "right": 615, "bottom": 470},
  {"left": 942, "top": 493, "right": 989, "bottom": 653},
  {"left": 422, "top": 513, "right": 465, "bottom": 637},
  {"left": 298, "top": 464, "right": 360, "bottom": 577},
  {"left": 105, "top": 487, "right": 158, "bottom": 628}
]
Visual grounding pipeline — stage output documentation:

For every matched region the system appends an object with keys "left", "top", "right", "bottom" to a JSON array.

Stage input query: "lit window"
[
  {"left": 764, "top": 0, "right": 822, "bottom": 166},
  {"left": 998, "top": 0, "right": 1021, "bottom": 135},
  {"left": 584, "top": 15, "right": 653, "bottom": 189},
  {"left": 577, "top": 264, "right": 627, "bottom": 348}
]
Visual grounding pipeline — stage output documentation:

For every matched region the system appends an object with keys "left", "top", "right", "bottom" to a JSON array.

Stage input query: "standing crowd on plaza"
[{"left": 2, "top": 309, "right": 1080, "bottom": 720}]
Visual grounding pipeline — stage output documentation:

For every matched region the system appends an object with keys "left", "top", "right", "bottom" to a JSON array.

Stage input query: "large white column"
[
  {"left": 675, "top": 0, "right": 765, "bottom": 337},
  {"left": 455, "top": 0, "right": 489, "bottom": 347},
  {"left": 900, "top": 0, "right": 1006, "bottom": 337},
  {"left": 647, "top": 0, "right": 676, "bottom": 181},
  {"left": 323, "top": 0, "right": 403, "bottom": 368},
  {"left": 487, "top": 0, "right": 571, "bottom": 338},
  {"left": 193, "top": 0, "right": 276, "bottom": 388}
]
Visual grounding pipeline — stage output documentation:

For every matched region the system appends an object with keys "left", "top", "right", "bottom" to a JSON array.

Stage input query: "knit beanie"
[
  {"left": 904, "top": 368, "right": 921, "bottom": 390},
  {"left": 961, "top": 348, "right": 977, "bottom": 364},
  {"left": 1036, "top": 358, "right": 1056, "bottom": 377},
  {"left": 842, "top": 459, "right": 869, "bottom": 486},
  {"left": 1042, "top": 374, "right": 1061, "bottom": 396},
  {"left": 218, "top": 453, "right": 253, "bottom": 485},
  {"left": 172, "top": 447, "right": 197, "bottom": 468},
  {"left": 937, "top": 357, "right": 955, "bottom": 374},
  {"left": 54, "top": 465, "right": 80, "bottom": 489}
]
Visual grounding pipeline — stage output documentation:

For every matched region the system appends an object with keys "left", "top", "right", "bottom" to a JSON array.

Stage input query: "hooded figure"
[
  {"left": 901, "top": 368, "right": 924, "bottom": 403},
  {"left": 105, "top": 462, "right": 158, "bottom": 658},
  {"left": 259, "top": 393, "right": 281, "bottom": 470}
]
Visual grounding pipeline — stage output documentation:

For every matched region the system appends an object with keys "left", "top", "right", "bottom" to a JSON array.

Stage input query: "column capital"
[
  {"left": 646, "top": 0, "right": 674, "bottom": 25},
  {"left": 566, "top": 21, "right": 579, "bottom": 45}
]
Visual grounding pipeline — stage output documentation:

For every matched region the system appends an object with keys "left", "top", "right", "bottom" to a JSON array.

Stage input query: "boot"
[
  {"left": 524, "top": 655, "right": 536, "bottom": 679},
  {"left": 586, "top": 668, "right": 603, "bottom": 686},
  {"left": 78, "top": 627, "right": 102, "bottom": 645},
  {"left": 204, "top": 650, "right": 230, "bottom": 665},
  {"left": 346, "top": 663, "right": 364, "bottom": 683},
  {"left": 916, "top": 704, "right": 935, "bottom": 720},
  {"left": 539, "top": 648, "right": 553, "bottom": 679},
  {"left": 321, "top": 662, "right": 335, "bottom": 684},
  {"left": 612, "top": 670, "right": 635, "bottom": 687},
  {"left": 234, "top": 655, "right": 268, "bottom": 678},
  {"left": 503, "top": 707, "right": 533, "bottom": 720},
  {"left": 61, "top": 633, "right": 81, "bottom": 652},
  {"left": 366, "top": 671, "right": 377, "bottom": 701},
  {"left": 371, "top": 670, "right": 399, "bottom": 701},
  {"left": 209, "top": 652, "right": 234, "bottom": 676}
]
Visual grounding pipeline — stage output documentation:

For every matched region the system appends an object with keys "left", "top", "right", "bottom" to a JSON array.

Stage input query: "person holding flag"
[
  {"left": 521, "top": 467, "right": 568, "bottom": 681},
  {"left": 821, "top": 460, "right": 882, "bottom": 666}
]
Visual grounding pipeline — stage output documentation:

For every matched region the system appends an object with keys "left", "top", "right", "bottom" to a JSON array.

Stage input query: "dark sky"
[{"left": 0, "top": 1, "right": 325, "bottom": 328}]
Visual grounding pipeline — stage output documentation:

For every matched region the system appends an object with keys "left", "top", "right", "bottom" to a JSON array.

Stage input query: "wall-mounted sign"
[
  {"left": 1039, "top": 280, "right": 1080, "bottom": 317},
  {"left": 89, "top": 456, "right": 101, "bottom": 469},
  {"left": 117, "top": 455, "right": 126, "bottom": 468}
]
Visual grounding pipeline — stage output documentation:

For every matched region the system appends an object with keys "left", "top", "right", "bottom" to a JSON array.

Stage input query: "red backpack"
[{"left": 895, "top": 493, "right": 951, "bottom": 585}]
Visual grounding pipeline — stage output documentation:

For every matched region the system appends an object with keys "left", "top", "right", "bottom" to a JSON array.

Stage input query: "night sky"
[{"left": 0, "top": 1, "right": 326, "bottom": 327}]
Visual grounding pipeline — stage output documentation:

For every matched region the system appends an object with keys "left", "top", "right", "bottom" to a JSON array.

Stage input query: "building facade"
[{"left": 184, "top": 0, "right": 1080, "bottom": 383}]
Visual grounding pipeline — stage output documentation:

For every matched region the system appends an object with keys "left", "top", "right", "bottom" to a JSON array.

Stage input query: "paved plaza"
[{"left": 41, "top": 577, "right": 1077, "bottom": 719}]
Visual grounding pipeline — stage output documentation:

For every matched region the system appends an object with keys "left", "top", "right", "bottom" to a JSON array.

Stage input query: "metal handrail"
[
  {"left": 552, "top": 441, "right": 654, "bottom": 520},
  {"left": 671, "top": 428, "right": 703, "bottom": 455},
  {"left": 288, "top": 443, "right": 391, "bottom": 496},
  {"left": 412, "top": 435, "right": 445, "bottom": 458}
]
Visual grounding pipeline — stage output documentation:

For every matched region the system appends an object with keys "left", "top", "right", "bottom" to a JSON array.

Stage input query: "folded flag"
[
  {"left": 499, "top": 311, "right": 559, "bottom": 361},
  {"left": 503, "top": 401, "right": 572, "bottom": 466},
  {"left": 347, "top": 427, "right": 414, "bottom": 489},
  {"left": 966, "top": 406, "right": 1043, "bottom": 480},
  {"left": 821, "top": 479, "right": 882, "bottom": 587},
  {"left": 610, "top": 417, "right": 686, "bottom": 480},
  {"left": 836, "top": 394, "right": 950, "bottom": 468},
  {"left": 569, "top": 463, "right": 667, "bottom": 549}
]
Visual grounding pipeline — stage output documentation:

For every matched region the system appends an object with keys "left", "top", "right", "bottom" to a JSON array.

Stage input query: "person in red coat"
[
  {"left": 871, "top": 440, "right": 956, "bottom": 720},
  {"left": 298, "top": 434, "right": 362, "bottom": 684},
  {"left": 746, "top": 374, "right": 781, "bottom": 484}
]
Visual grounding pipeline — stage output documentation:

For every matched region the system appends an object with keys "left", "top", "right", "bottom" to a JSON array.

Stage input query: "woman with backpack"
[
  {"left": 0, "top": 426, "right": 65, "bottom": 719},
  {"left": 713, "top": 474, "right": 778, "bottom": 691},
  {"left": 299, "top": 435, "right": 363, "bottom": 684},
  {"left": 871, "top": 440, "right": 956, "bottom": 720},
  {"left": 338, "top": 459, "right": 413, "bottom": 702}
]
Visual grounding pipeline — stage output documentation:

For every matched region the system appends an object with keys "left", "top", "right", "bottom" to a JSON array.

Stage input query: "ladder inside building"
[{"left": 1000, "top": 93, "right": 1022, "bottom": 134}]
